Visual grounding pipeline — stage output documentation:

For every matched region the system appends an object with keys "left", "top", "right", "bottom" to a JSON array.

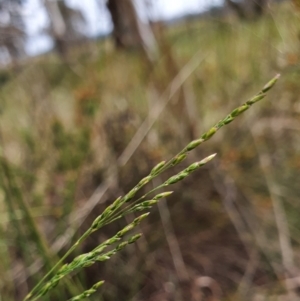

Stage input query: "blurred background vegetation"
[{"left": 0, "top": 0, "right": 300, "bottom": 300}]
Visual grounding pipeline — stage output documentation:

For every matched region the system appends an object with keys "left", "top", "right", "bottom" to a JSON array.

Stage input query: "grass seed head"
[
  {"left": 153, "top": 191, "right": 173, "bottom": 200},
  {"left": 150, "top": 161, "right": 166, "bottom": 175},
  {"left": 202, "top": 127, "right": 217, "bottom": 140},
  {"left": 262, "top": 73, "right": 280, "bottom": 93},
  {"left": 186, "top": 138, "right": 204, "bottom": 151},
  {"left": 171, "top": 154, "right": 187, "bottom": 166},
  {"left": 246, "top": 93, "right": 266, "bottom": 105}
]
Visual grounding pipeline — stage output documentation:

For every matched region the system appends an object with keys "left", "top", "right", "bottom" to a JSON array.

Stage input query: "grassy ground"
[{"left": 0, "top": 1, "right": 300, "bottom": 300}]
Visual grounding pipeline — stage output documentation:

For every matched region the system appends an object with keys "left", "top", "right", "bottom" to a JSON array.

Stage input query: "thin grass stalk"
[
  {"left": 29, "top": 215, "right": 146, "bottom": 301},
  {"left": 93, "top": 75, "right": 279, "bottom": 230},
  {"left": 1, "top": 158, "right": 83, "bottom": 299},
  {"left": 1, "top": 159, "right": 83, "bottom": 300},
  {"left": 31, "top": 234, "right": 141, "bottom": 301},
  {"left": 104, "top": 154, "right": 216, "bottom": 225},
  {"left": 24, "top": 74, "right": 279, "bottom": 301},
  {"left": 0, "top": 159, "right": 28, "bottom": 256},
  {"left": 1, "top": 159, "right": 53, "bottom": 269},
  {"left": 81, "top": 75, "right": 279, "bottom": 237},
  {"left": 154, "top": 74, "right": 280, "bottom": 176}
]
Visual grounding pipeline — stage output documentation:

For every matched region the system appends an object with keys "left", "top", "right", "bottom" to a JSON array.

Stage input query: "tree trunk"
[
  {"left": 225, "top": 0, "right": 248, "bottom": 19},
  {"left": 246, "top": 0, "right": 268, "bottom": 18},
  {"left": 226, "top": 0, "right": 269, "bottom": 20},
  {"left": 44, "top": 0, "right": 67, "bottom": 57},
  {"left": 106, "top": 0, "right": 158, "bottom": 62}
]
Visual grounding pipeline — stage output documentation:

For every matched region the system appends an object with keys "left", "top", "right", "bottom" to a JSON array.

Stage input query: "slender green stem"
[
  {"left": 1, "top": 159, "right": 52, "bottom": 267},
  {"left": 24, "top": 227, "right": 93, "bottom": 301},
  {"left": 28, "top": 217, "right": 146, "bottom": 301}
]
